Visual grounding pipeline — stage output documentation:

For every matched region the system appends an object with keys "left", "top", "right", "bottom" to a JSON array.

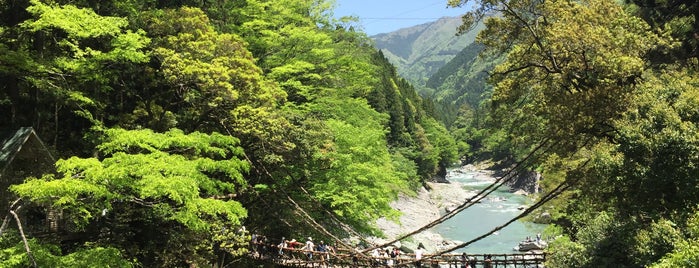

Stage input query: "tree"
[
  {"left": 447, "top": 0, "right": 670, "bottom": 182},
  {"left": 306, "top": 97, "right": 409, "bottom": 233},
  {"left": 10, "top": 128, "right": 251, "bottom": 267},
  {"left": 449, "top": 0, "right": 697, "bottom": 266},
  {"left": 0, "top": 0, "right": 150, "bottom": 152}
]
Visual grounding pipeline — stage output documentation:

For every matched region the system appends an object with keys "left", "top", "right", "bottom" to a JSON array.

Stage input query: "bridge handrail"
[{"left": 250, "top": 241, "right": 546, "bottom": 266}]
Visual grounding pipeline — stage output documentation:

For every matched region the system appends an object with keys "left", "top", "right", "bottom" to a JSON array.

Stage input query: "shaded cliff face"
[
  {"left": 371, "top": 17, "right": 484, "bottom": 88},
  {"left": 506, "top": 170, "right": 542, "bottom": 194}
]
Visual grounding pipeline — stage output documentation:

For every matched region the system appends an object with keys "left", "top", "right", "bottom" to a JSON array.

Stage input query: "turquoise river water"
[{"left": 432, "top": 169, "right": 546, "bottom": 254}]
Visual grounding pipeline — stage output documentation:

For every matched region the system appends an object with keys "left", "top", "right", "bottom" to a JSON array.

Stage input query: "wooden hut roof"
[{"left": 0, "top": 127, "right": 54, "bottom": 178}]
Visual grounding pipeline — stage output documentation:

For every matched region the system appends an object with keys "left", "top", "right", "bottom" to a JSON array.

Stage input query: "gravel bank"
[{"left": 371, "top": 180, "right": 477, "bottom": 253}]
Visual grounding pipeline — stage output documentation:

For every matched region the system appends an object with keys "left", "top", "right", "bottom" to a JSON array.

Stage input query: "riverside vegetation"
[{"left": 0, "top": 0, "right": 698, "bottom": 267}]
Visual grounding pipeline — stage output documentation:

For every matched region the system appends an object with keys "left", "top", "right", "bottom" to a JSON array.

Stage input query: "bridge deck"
[{"left": 250, "top": 244, "right": 546, "bottom": 267}]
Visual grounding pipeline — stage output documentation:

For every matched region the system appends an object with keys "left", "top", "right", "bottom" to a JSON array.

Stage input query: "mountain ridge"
[{"left": 371, "top": 16, "right": 484, "bottom": 88}]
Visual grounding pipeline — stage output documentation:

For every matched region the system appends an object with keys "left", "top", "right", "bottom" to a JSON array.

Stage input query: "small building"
[{"left": 0, "top": 127, "right": 57, "bottom": 231}]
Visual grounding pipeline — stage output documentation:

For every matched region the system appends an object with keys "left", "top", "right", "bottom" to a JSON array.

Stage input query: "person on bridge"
[
  {"left": 390, "top": 247, "right": 400, "bottom": 266},
  {"left": 484, "top": 254, "right": 493, "bottom": 268},
  {"left": 304, "top": 237, "right": 315, "bottom": 260},
  {"left": 325, "top": 243, "right": 336, "bottom": 264},
  {"left": 371, "top": 247, "right": 380, "bottom": 266},
  {"left": 415, "top": 243, "right": 425, "bottom": 268},
  {"left": 278, "top": 237, "right": 287, "bottom": 257},
  {"left": 316, "top": 241, "right": 327, "bottom": 263}
]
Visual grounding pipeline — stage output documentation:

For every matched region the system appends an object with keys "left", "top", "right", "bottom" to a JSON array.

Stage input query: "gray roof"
[{"left": 0, "top": 127, "right": 54, "bottom": 176}]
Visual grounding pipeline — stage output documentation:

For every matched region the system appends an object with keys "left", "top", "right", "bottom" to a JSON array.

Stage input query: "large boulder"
[
  {"left": 506, "top": 170, "right": 541, "bottom": 194},
  {"left": 431, "top": 165, "right": 450, "bottom": 183},
  {"left": 533, "top": 212, "right": 552, "bottom": 224}
]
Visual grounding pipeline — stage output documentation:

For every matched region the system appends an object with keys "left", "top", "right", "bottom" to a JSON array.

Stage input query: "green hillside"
[
  {"left": 372, "top": 17, "right": 485, "bottom": 90},
  {"left": 425, "top": 42, "right": 501, "bottom": 125}
]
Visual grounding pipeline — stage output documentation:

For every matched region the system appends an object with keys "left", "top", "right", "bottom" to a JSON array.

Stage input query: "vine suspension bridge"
[
  {"left": 248, "top": 139, "right": 561, "bottom": 267},
  {"left": 248, "top": 241, "right": 546, "bottom": 267}
]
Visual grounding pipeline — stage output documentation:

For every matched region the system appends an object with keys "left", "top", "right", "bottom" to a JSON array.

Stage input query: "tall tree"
[
  {"left": 0, "top": 0, "right": 150, "bottom": 152},
  {"left": 448, "top": 0, "right": 697, "bottom": 266},
  {"left": 11, "top": 128, "right": 251, "bottom": 267}
]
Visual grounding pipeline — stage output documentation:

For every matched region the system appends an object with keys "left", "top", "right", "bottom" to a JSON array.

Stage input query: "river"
[{"left": 432, "top": 169, "right": 547, "bottom": 254}]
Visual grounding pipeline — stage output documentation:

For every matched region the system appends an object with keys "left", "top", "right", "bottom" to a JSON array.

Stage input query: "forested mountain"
[
  {"left": 372, "top": 17, "right": 484, "bottom": 91},
  {"left": 0, "top": 0, "right": 458, "bottom": 266}
]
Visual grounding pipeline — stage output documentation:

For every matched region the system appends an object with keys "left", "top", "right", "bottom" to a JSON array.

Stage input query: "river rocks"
[
  {"left": 373, "top": 181, "right": 475, "bottom": 253},
  {"left": 512, "top": 189, "right": 529, "bottom": 196},
  {"left": 506, "top": 170, "right": 542, "bottom": 195},
  {"left": 431, "top": 165, "right": 449, "bottom": 183},
  {"left": 532, "top": 212, "right": 552, "bottom": 224}
]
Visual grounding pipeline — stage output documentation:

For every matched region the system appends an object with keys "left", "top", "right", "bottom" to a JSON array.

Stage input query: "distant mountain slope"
[
  {"left": 371, "top": 17, "right": 484, "bottom": 88},
  {"left": 428, "top": 42, "right": 494, "bottom": 109}
]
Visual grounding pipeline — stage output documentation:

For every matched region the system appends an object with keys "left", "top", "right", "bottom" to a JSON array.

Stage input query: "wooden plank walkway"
[{"left": 250, "top": 243, "right": 546, "bottom": 267}]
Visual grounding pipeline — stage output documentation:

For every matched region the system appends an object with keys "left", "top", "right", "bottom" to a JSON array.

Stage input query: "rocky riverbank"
[
  {"left": 368, "top": 164, "right": 544, "bottom": 254},
  {"left": 371, "top": 179, "right": 480, "bottom": 253}
]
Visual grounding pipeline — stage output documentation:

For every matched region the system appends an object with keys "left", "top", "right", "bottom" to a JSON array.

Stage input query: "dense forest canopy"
[
  {"left": 0, "top": 0, "right": 698, "bottom": 267},
  {"left": 0, "top": 0, "right": 458, "bottom": 266},
  {"left": 447, "top": 0, "right": 699, "bottom": 267}
]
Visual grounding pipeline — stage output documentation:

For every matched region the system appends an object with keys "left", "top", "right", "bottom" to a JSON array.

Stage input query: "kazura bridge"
[
  {"left": 248, "top": 242, "right": 547, "bottom": 267},
  {"left": 250, "top": 146, "right": 562, "bottom": 267}
]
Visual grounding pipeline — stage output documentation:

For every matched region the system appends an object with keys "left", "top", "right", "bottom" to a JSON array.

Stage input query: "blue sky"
[{"left": 333, "top": 0, "right": 470, "bottom": 36}]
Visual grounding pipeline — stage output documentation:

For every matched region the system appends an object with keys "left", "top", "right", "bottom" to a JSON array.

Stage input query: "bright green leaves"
[
  {"left": 146, "top": 7, "right": 291, "bottom": 162},
  {"left": 0, "top": 236, "right": 131, "bottom": 268},
  {"left": 421, "top": 117, "right": 459, "bottom": 170},
  {"left": 468, "top": 0, "right": 669, "bottom": 152},
  {"left": 309, "top": 98, "right": 407, "bottom": 231},
  {"left": 104, "top": 30, "right": 150, "bottom": 63},
  {"left": 24, "top": 0, "right": 127, "bottom": 39},
  {"left": 12, "top": 128, "right": 249, "bottom": 231},
  {"left": 151, "top": 8, "right": 265, "bottom": 106},
  {"left": 651, "top": 210, "right": 699, "bottom": 268},
  {"left": 606, "top": 69, "right": 699, "bottom": 217},
  {"left": 632, "top": 219, "right": 683, "bottom": 266},
  {"left": 23, "top": 0, "right": 150, "bottom": 65},
  {"left": 7, "top": 0, "right": 150, "bottom": 130}
]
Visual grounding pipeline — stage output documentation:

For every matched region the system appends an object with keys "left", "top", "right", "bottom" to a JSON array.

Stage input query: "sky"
[{"left": 333, "top": 0, "right": 471, "bottom": 36}]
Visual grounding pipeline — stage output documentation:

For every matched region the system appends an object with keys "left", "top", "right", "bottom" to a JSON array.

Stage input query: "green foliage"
[
  {"left": 0, "top": 232, "right": 131, "bottom": 268},
  {"left": 449, "top": 0, "right": 698, "bottom": 267},
  {"left": 366, "top": 51, "right": 457, "bottom": 181},
  {"left": 546, "top": 235, "right": 588, "bottom": 268},
  {"left": 0, "top": 0, "right": 151, "bottom": 154},
  {"left": 421, "top": 117, "right": 459, "bottom": 169},
  {"left": 632, "top": 219, "right": 682, "bottom": 266},
  {"left": 625, "top": 0, "right": 698, "bottom": 65},
  {"left": 308, "top": 98, "right": 408, "bottom": 232},
  {"left": 651, "top": 240, "right": 699, "bottom": 268},
  {"left": 10, "top": 128, "right": 250, "bottom": 266},
  {"left": 651, "top": 211, "right": 699, "bottom": 268}
]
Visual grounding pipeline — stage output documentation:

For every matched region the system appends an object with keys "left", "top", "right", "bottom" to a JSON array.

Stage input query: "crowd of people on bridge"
[{"left": 249, "top": 233, "right": 541, "bottom": 267}]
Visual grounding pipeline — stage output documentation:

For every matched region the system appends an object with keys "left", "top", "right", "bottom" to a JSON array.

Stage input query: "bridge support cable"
[
  {"left": 434, "top": 173, "right": 571, "bottom": 257},
  {"left": 250, "top": 153, "right": 374, "bottom": 255},
  {"left": 247, "top": 157, "right": 356, "bottom": 250},
  {"left": 297, "top": 185, "right": 376, "bottom": 246},
  {"left": 283, "top": 192, "right": 368, "bottom": 257},
  {"left": 284, "top": 170, "right": 375, "bottom": 246},
  {"left": 393, "top": 179, "right": 570, "bottom": 267},
  {"left": 365, "top": 138, "right": 557, "bottom": 252}
]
